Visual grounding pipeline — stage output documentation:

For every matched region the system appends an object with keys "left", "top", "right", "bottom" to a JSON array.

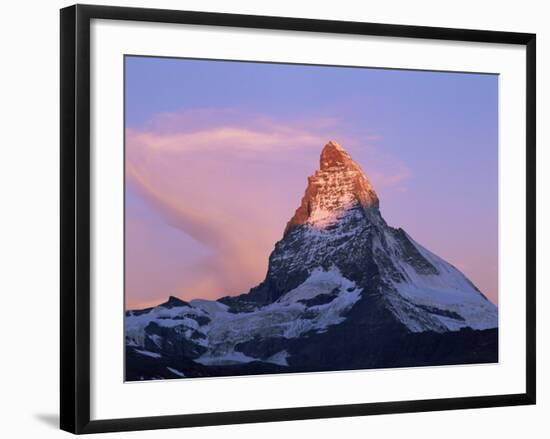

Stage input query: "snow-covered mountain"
[{"left": 126, "top": 141, "right": 498, "bottom": 381}]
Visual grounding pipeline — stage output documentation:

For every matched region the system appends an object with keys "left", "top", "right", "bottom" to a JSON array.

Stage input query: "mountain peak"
[
  {"left": 322, "top": 140, "right": 346, "bottom": 154},
  {"left": 284, "top": 141, "right": 379, "bottom": 236},
  {"left": 320, "top": 140, "right": 351, "bottom": 170}
]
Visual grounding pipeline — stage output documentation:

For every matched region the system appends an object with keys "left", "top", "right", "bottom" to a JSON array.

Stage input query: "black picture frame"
[{"left": 60, "top": 4, "right": 536, "bottom": 434}]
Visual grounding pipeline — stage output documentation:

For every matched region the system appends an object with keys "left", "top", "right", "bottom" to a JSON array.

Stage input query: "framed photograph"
[{"left": 60, "top": 4, "right": 536, "bottom": 434}]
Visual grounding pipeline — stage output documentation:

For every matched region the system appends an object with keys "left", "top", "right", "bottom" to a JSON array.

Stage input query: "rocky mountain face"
[
  {"left": 284, "top": 140, "right": 379, "bottom": 234},
  {"left": 126, "top": 141, "right": 498, "bottom": 381}
]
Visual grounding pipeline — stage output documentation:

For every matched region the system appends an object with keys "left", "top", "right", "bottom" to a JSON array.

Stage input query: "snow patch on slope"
[
  {"left": 266, "top": 350, "right": 290, "bottom": 366},
  {"left": 195, "top": 351, "right": 259, "bottom": 366},
  {"left": 385, "top": 230, "right": 498, "bottom": 332},
  {"left": 135, "top": 349, "right": 162, "bottom": 358},
  {"left": 167, "top": 367, "right": 186, "bottom": 377},
  {"left": 277, "top": 267, "right": 357, "bottom": 304},
  {"left": 126, "top": 304, "right": 208, "bottom": 347}
]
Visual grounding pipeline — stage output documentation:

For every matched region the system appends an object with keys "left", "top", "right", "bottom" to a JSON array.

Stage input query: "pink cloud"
[{"left": 125, "top": 109, "right": 411, "bottom": 307}]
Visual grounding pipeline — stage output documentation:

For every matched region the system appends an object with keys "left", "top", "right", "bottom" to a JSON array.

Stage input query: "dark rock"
[{"left": 159, "top": 295, "right": 190, "bottom": 309}]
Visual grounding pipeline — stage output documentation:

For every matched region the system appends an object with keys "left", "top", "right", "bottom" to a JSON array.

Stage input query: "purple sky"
[{"left": 125, "top": 56, "right": 498, "bottom": 309}]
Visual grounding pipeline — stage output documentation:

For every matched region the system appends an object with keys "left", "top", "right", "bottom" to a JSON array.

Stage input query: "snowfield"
[
  {"left": 126, "top": 267, "right": 362, "bottom": 365},
  {"left": 386, "top": 230, "right": 498, "bottom": 332}
]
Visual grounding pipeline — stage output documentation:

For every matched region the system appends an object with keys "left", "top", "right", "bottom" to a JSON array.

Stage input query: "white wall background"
[{"left": 0, "top": 0, "right": 546, "bottom": 437}]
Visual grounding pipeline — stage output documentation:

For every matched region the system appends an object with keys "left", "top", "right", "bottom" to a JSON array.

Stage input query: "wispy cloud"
[{"left": 128, "top": 108, "right": 339, "bottom": 155}]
